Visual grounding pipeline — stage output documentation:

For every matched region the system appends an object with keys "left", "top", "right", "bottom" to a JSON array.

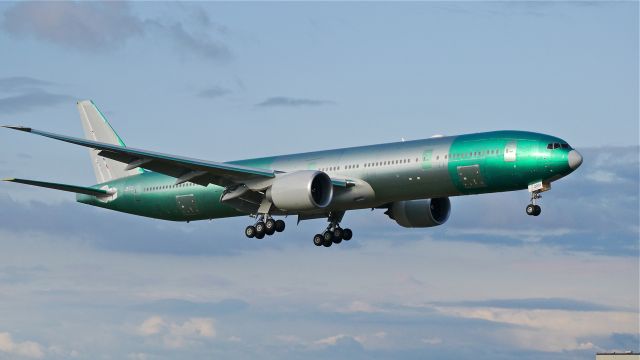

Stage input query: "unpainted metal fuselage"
[{"left": 76, "top": 130, "right": 580, "bottom": 222}]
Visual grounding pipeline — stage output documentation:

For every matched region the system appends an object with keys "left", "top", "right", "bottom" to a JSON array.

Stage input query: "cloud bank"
[{"left": 2, "top": 2, "right": 231, "bottom": 62}]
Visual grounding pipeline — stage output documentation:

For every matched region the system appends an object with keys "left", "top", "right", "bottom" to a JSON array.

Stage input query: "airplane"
[{"left": 2, "top": 100, "right": 583, "bottom": 247}]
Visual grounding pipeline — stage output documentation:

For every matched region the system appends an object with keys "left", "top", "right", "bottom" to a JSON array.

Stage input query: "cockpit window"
[{"left": 547, "top": 142, "right": 571, "bottom": 150}]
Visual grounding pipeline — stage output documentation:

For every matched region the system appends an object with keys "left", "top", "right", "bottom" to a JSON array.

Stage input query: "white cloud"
[
  {"left": 0, "top": 332, "right": 44, "bottom": 359},
  {"left": 138, "top": 315, "right": 165, "bottom": 336},
  {"left": 275, "top": 334, "right": 301, "bottom": 344},
  {"left": 344, "top": 300, "right": 381, "bottom": 313},
  {"left": 127, "top": 353, "right": 148, "bottom": 360},
  {"left": 586, "top": 170, "right": 624, "bottom": 183},
  {"left": 435, "top": 307, "right": 638, "bottom": 352},
  {"left": 314, "top": 331, "right": 387, "bottom": 349},
  {"left": 421, "top": 337, "right": 443, "bottom": 345},
  {"left": 137, "top": 316, "right": 216, "bottom": 349},
  {"left": 314, "top": 334, "right": 351, "bottom": 346},
  {"left": 446, "top": 227, "right": 577, "bottom": 243}
]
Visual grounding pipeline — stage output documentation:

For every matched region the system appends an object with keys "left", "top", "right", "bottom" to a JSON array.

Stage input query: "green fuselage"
[{"left": 77, "top": 130, "right": 577, "bottom": 221}]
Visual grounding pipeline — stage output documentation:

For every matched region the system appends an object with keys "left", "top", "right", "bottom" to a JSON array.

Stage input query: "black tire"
[
  {"left": 255, "top": 232, "right": 265, "bottom": 239},
  {"left": 265, "top": 227, "right": 275, "bottom": 236},
  {"left": 323, "top": 239, "right": 332, "bottom": 247},
  {"left": 245, "top": 226, "right": 256, "bottom": 238},
  {"left": 275, "top": 220, "right": 286, "bottom": 232},
  {"left": 526, "top": 204, "right": 535, "bottom": 216},
  {"left": 265, "top": 218, "right": 276, "bottom": 231},
  {"left": 323, "top": 231, "right": 333, "bottom": 242},
  {"left": 313, "top": 234, "right": 324, "bottom": 246},
  {"left": 255, "top": 221, "right": 266, "bottom": 233},
  {"left": 533, "top": 205, "right": 542, "bottom": 216},
  {"left": 333, "top": 236, "right": 342, "bottom": 244},
  {"left": 342, "top": 228, "right": 353, "bottom": 241},
  {"left": 333, "top": 227, "right": 343, "bottom": 240}
]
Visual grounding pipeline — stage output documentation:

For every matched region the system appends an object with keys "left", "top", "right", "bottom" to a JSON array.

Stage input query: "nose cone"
[{"left": 568, "top": 150, "right": 583, "bottom": 170}]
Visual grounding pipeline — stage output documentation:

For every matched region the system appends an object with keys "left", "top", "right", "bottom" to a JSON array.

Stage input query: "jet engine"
[
  {"left": 386, "top": 198, "right": 451, "bottom": 228},
  {"left": 267, "top": 170, "right": 333, "bottom": 211}
]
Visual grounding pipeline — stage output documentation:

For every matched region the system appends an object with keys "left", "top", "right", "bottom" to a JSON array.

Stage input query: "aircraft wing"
[
  {"left": 3, "top": 178, "right": 113, "bottom": 197},
  {"left": 3, "top": 126, "right": 276, "bottom": 188},
  {"left": 3, "top": 126, "right": 354, "bottom": 189}
]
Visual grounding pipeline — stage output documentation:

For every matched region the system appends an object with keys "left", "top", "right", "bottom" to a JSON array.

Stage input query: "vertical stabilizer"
[{"left": 77, "top": 100, "right": 140, "bottom": 183}]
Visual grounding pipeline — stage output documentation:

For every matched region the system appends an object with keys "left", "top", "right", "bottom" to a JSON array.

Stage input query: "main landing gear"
[
  {"left": 245, "top": 215, "right": 286, "bottom": 239},
  {"left": 313, "top": 212, "right": 353, "bottom": 247},
  {"left": 526, "top": 191, "right": 542, "bottom": 216}
]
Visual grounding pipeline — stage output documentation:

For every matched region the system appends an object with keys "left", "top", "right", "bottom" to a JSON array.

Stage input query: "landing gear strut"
[
  {"left": 313, "top": 211, "right": 353, "bottom": 247},
  {"left": 245, "top": 214, "right": 286, "bottom": 239}
]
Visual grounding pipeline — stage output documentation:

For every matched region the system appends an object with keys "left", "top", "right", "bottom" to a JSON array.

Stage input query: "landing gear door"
[{"left": 504, "top": 141, "right": 517, "bottom": 162}]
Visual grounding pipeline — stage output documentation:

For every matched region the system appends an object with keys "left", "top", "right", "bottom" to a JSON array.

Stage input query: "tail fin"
[{"left": 77, "top": 100, "right": 141, "bottom": 183}]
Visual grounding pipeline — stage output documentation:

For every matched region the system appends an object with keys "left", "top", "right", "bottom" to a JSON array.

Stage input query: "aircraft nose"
[{"left": 568, "top": 150, "right": 583, "bottom": 170}]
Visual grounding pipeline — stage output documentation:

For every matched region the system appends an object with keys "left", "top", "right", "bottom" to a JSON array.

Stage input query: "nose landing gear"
[{"left": 526, "top": 192, "right": 542, "bottom": 216}]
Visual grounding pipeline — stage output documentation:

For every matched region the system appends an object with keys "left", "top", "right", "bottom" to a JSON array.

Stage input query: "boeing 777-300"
[{"left": 2, "top": 100, "right": 583, "bottom": 247}]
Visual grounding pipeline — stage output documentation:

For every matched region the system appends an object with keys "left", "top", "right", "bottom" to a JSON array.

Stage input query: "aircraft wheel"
[
  {"left": 275, "top": 220, "right": 286, "bottom": 232},
  {"left": 313, "top": 234, "right": 324, "bottom": 246},
  {"left": 333, "top": 227, "right": 343, "bottom": 240},
  {"left": 265, "top": 218, "right": 276, "bottom": 233},
  {"left": 526, "top": 204, "right": 536, "bottom": 216},
  {"left": 533, "top": 205, "right": 542, "bottom": 216},
  {"left": 323, "top": 231, "right": 333, "bottom": 242},
  {"left": 265, "top": 227, "right": 275, "bottom": 236},
  {"left": 333, "top": 236, "right": 342, "bottom": 244},
  {"left": 342, "top": 228, "right": 353, "bottom": 241},
  {"left": 245, "top": 226, "right": 256, "bottom": 238},
  {"left": 323, "top": 239, "right": 332, "bottom": 247},
  {"left": 255, "top": 232, "right": 265, "bottom": 239},
  {"left": 255, "top": 221, "right": 266, "bottom": 233}
]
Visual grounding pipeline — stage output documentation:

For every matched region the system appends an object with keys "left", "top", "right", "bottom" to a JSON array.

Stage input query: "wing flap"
[{"left": 3, "top": 178, "right": 112, "bottom": 197}]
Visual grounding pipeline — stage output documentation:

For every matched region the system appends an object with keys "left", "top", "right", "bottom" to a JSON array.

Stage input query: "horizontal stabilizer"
[{"left": 2, "top": 178, "right": 112, "bottom": 197}]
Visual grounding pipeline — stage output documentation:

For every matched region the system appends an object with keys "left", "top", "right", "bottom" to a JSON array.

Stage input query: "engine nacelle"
[
  {"left": 387, "top": 198, "right": 451, "bottom": 228},
  {"left": 267, "top": 170, "right": 333, "bottom": 211}
]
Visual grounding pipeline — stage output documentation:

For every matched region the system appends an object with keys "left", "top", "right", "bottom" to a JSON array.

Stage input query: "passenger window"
[
  {"left": 561, "top": 143, "right": 569, "bottom": 149},
  {"left": 547, "top": 143, "right": 553, "bottom": 149},
  {"left": 554, "top": 143, "right": 560, "bottom": 149}
]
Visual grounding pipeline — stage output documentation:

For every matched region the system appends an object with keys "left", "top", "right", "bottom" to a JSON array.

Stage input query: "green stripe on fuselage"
[{"left": 448, "top": 131, "right": 573, "bottom": 195}]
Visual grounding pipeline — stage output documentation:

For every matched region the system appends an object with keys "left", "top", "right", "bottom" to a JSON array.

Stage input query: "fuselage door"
[
  {"left": 421, "top": 149, "right": 433, "bottom": 170},
  {"left": 504, "top": 141, "right": 517, "bottom": 162}
]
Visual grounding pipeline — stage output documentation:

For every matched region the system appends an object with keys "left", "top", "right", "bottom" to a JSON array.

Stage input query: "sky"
[{"left": 0, "top": 1, "right": 638, "bottom": 359}]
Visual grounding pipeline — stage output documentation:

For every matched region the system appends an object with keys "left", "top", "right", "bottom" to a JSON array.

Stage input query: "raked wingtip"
[{"left": 2, "top": 125, "right": 32, "bottom": 132}]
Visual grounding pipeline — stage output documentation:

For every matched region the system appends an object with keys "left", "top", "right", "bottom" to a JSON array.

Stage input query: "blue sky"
[{"left": 0, "top": 2, "right": 637, "bottom": 359}]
